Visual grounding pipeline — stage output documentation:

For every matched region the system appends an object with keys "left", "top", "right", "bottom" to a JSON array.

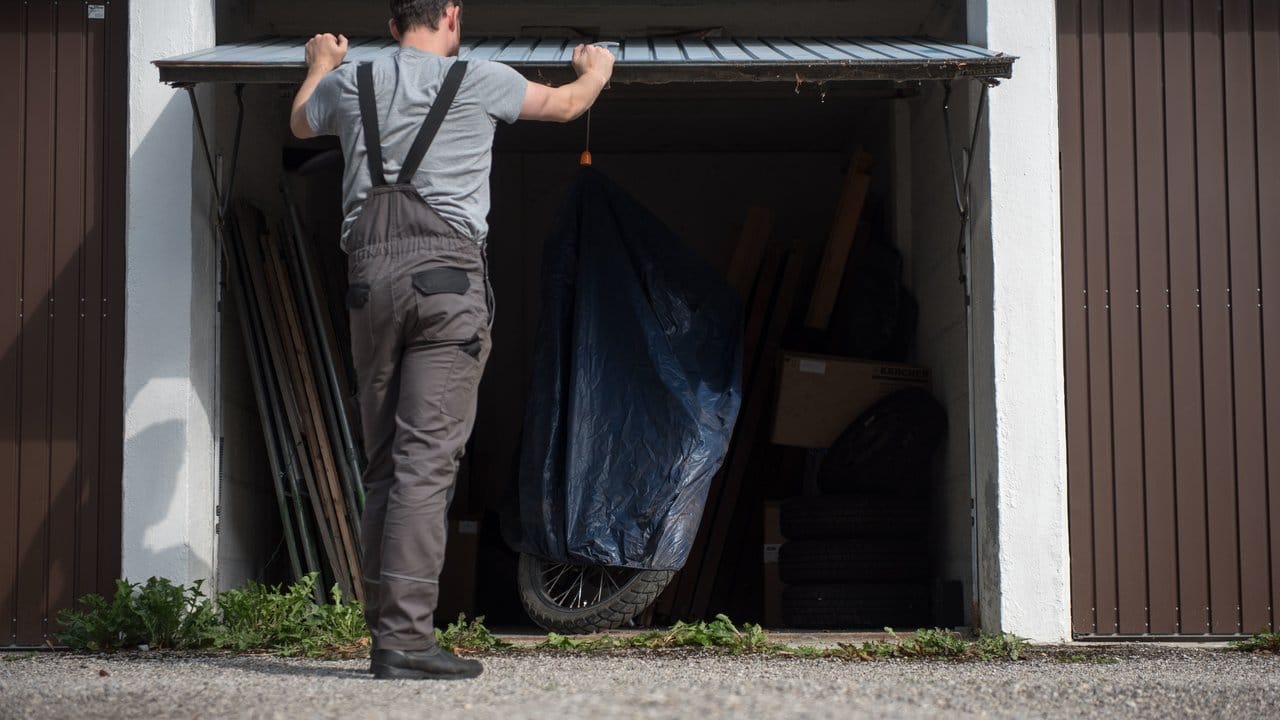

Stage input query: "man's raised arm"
[
  {"left": 291, "top": 33, "right": 349, "bottom": 139},
  {"left": 519, "top": 44, "right": 615, "bottom": 123}
]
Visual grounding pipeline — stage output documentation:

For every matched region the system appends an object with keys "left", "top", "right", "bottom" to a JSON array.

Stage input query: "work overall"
[{"left": 346, "top": 60, "right": 492, "bottom": 650}]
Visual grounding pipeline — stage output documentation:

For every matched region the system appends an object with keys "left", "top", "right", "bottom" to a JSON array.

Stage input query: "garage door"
[
  {"left": 1059, "top": 0, "right": 1279, "bottom": 637},
  {"left": 1, "top": 0, "right": 128, "bottom": 647},
  {"left": 154, "top": 35, "right": 1013, "bottom": 85}
]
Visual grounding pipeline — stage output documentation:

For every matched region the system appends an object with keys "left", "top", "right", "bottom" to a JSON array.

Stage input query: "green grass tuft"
[
  {"left": 1231, "top": 630, "right": 1280, "bottom": 653},
  {"left": 55, "top": 575, "right": 1031, "bottom": 663}
]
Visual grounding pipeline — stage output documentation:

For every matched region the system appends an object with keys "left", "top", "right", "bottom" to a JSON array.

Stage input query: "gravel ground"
[{"left": 0, "top": 646, "right": 1276, "bottom": 720}]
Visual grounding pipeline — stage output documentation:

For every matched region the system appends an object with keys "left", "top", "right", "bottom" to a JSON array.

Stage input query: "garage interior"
[{"left": 163, "top": 0, "right": 1006, "bottom": 632}]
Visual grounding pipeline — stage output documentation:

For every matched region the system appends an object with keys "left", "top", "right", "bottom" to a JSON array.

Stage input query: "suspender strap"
[
  {"left": 357, "top": 62, "right": 388, "bottom": 187},
  {"left": 397, "top": 60, "right": 468, "bottom": 185}
]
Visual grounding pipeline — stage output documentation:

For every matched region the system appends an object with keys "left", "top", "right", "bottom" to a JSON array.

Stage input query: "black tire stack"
[{"left": 779, "top": 388, "right": 946, "bottom": 629}]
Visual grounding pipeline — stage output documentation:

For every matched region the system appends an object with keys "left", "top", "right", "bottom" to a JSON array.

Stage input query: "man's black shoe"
[{"left": 371, "top": 646, "right": 483, "bottom": 680}]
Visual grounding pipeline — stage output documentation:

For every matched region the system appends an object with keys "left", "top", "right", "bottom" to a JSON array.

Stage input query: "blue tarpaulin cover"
[{"left": 505, "top": 168, "right": 743, "bottom": 571}]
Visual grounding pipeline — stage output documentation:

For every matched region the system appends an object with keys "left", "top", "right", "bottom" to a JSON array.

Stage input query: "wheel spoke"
[{"left": 536, "top": 558, "right": 644, "bottom": 611}]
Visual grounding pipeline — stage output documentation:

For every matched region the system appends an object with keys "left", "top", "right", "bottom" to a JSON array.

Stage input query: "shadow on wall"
[{"left": 119, "top": 87, "right": 221, "bottom": 587}]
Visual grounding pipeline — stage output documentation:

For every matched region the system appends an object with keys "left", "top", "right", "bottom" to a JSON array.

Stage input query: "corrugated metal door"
[
  {"left": 1059, "top": 0, "right": 1279, "bottom": 637},
  {"left": 0, "top": 0, "right": 127, "bottom": 647}
]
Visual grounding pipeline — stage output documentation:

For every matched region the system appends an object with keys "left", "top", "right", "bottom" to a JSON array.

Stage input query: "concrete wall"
[
  {"left": 968, "top": 0, "right": 1071, "bottom": 641},
  {"left": 122, "top": 0, "right": 220, "bottom": 589}
]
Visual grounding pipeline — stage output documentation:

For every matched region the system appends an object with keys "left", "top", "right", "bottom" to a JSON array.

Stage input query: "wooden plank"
[
  {"left": 725, "top": 208, "right": 774, "bottom": 300},
  {"left": 0, "top": 0, "right": 25, "bottom": 646},
  {"left": 1132, "top": 0, "right": 1178, "bottom": 635},
  {"left": 690, "top": 250, "right": 804, "bottom": 618},
  {"left": 1102, "top": 0, "right": 1148, "bottom": 636},
  {"left": 236, "top": 210, "right": 346, "bottom": 597},
  {"left": 1162, "top": 0, "right": 1210, "bottom": 635},
  {"left": 265, "top": 231, "right": 362, "bottom": 601},
  {"left": 263, "top": 230, "right": 361, "bottom": 601},
  {"left": 1191, "top": 0, "right": 1241, "bottom": 635},
  {"left": 15, "top": 0, "right": 56, "bottom": 646},
  {"left": 46, "top": 0, "right": 89, "bottom": 630},
  {"left": 805, "top": 149, "right": 873, "bottom": 331},
  {"left": 1057, "top": 0, "right": 1096, "bottom": 636},
  {"left": 670, "top": 242, "right": 787, "bottom": 619},
  {"left": 1254, "top": 0, "right": 1280, "bottom": 634},
  {"left": 1222, "top": 0, "right": 1269, "bottom": 635},
  {"left": 1080, "top": 0, "right": 1118, "bottom": 635}
]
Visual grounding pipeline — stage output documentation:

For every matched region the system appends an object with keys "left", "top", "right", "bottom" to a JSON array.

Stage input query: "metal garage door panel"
[{"left": 155, "top": 35, "right": 1015, "bottom": 85}]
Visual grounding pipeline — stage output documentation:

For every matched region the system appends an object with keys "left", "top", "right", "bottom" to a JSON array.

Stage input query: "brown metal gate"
[
  {"left": 1059, "top": 0, "right": 1279, "bottom": 637},
  {"left": 0, "top": 0, "right": 127, "bottom": 647}
]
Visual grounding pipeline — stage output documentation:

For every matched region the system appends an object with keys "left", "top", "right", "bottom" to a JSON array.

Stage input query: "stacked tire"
[
  {"left": 779, "top": 388, "right": 946, "bottom": 629},
  {"left": 778, "top": 495, "right": 932, "bottom": 629}
]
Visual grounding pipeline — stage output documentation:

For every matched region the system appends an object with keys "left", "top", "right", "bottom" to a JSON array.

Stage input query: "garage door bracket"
[{"left": 184, "top": 83, "right": 247, "bottom": 229}]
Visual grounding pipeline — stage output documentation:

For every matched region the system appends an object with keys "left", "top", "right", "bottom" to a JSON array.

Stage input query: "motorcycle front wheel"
[{"left": 516, "top": 553, "right": 675, "bottom": 634}]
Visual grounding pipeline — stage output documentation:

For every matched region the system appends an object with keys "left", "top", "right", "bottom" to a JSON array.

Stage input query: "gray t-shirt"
[{"left": 306, "top": 47, "right": 528, "bottom": 250}]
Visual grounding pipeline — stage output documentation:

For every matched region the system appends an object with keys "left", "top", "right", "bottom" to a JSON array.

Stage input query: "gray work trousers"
[{"left": 346, "top": 185, "right": 492, "bottom": 651}]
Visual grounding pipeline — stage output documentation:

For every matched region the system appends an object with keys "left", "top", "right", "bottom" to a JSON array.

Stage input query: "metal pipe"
[
  {"left": 281, "top": 179, "right": 366, "bottom": 509},
  {"left": 274, "top": 212, "right": 364, "bottom": 555},
  {"left": 240, "top": 218, "right": 346, "bottom": 599},
  {"left": 225, "top": 210, "right": 327, "bottom": 597},
  {"left": 219, "top": 224, "right": 302, "bottom": 581}
]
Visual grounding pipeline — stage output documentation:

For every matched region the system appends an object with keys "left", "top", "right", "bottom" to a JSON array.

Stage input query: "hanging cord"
[{"left": 580, "top": 107, "right": 593, "bottom": 166}]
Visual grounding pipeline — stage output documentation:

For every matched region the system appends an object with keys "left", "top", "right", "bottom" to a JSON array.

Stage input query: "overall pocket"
[
  {"left": 410, "top": 267, "right": 476, "bottom": 342},
  {"left": 409, "top": 267, "right": 489, "bottom": 421}
]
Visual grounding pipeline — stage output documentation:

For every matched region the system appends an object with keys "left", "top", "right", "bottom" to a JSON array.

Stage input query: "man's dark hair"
[{"left": 390, "top": 0, "right": 461, "bottom": 33}]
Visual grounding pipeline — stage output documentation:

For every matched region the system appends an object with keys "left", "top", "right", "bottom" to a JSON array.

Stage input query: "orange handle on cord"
[{"left": 580, "top": 108, "right": 593, "bottom": 166}]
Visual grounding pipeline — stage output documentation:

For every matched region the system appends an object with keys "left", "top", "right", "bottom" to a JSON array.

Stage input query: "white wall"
[
  {"left": 969, "top": 0, "right": 1072, "bottom": 641},
  {"left": 122, "top": 0, "right": 219, "bottom": 589}
]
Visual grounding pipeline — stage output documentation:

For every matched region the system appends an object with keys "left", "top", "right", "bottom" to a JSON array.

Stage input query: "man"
[{"left": 290, "top": 0, "right": 615, "bottom": 681}]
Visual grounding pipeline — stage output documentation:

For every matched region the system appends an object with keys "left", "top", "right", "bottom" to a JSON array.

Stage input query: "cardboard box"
[
  {"left": 762, "top": 501, "right": 784, "bottom": 628},
  {"left": 436, "top": 518, "right": 481, "bottom": 624},
  {"left": 771, "top": 352, "right": 931, "bottom": 448}
]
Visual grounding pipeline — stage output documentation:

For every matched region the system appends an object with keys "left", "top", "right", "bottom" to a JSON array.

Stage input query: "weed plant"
[
  {"left": 59, "top": 577, "right": 1029, "bottom": 662},
  {"left": 1231, "top": 630, "right": 1280, "bottom": 653}
]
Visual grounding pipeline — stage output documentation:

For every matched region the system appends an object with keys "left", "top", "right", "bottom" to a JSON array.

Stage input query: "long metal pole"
[
  {"left": 226, "top": 211, "right": 327, "bottom": 601},
  {"left": 280, "top": 179, "right": 366, "bottom": 515}
]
